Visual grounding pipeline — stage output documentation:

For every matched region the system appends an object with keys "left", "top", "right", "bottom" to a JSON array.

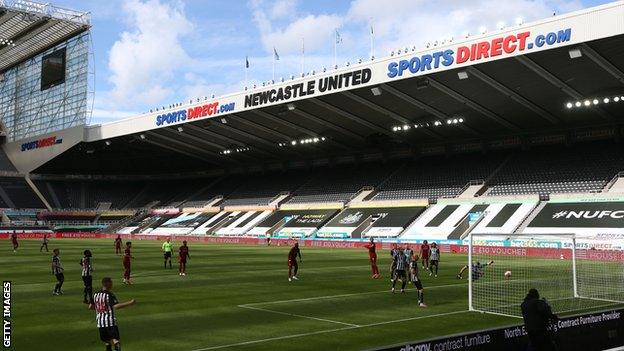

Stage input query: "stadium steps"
[
  {"left": 347, "top": 186, "right": 376, "bottom": 204},
  {"left": 0, "top": 181, "right": 15, "bottom": 208},
  {"left": 605, "top": 172, "right": 624, "bottom": 192},
  {"left": 123, "top": 183, "right": 151, "bottom": 209},
  {"left": 514, "top": 201, "right": 546, "bottom": 234},
  {"left": 24, "top": 175, "right": 52, "bottom": 210},
  {"left": 457, "top": 180, "right": 486, "bottom": 198},
  {"left": 482, "top": 153, "right": 515, "bottom": 195},
  {"left": 398, "top": 203, "right": 435, "bottom": 239},
  {"left": 268, "top": 192, "right": 291, "bottom": 206},
  {"left": 105, "top": 210, "right": 145, "bottom": 233}
]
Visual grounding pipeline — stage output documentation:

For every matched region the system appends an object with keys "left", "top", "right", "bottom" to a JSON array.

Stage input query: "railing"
[
  {"left": 457, "top": 179, "right": 485, "bottom": 195},
  {"left": 2, "top": 0, "right": 90, "bottom": 25},
  {"left": 602, "top": 171, "right": 624, "bottom": 192}
]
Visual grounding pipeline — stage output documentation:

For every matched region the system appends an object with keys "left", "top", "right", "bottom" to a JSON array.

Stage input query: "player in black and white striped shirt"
[
  {"left": 410, "top": 254, "right": 427, "bottom": 307},
  {"left": 81, "top": 249, "right": 94, "bottom": 304},
  {"left": 429, "top": 242, "right": 441, "bottom": 278},
  {"left": 391, "top": 247, "right": 408, "bottom": 293},
  {"left": 51, "top": 248, "right": 64, "bottom": 295},
  {"left": 90, "top": 277, "right": 136, "bottom": 351}
]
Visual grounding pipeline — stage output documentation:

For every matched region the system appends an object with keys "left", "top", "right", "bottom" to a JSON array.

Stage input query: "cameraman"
[{"left": 521, "top": 288, "right": 559, "bottom": 351}]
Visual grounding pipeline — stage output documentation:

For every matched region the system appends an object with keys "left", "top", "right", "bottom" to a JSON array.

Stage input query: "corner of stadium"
[{"left": 1, "top": 1, "right": 624, "bottom": 350}]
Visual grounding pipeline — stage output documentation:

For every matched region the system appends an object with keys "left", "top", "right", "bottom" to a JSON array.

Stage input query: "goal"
[{"left": 467, "top": 233, "right": 624, "bottom": 318}]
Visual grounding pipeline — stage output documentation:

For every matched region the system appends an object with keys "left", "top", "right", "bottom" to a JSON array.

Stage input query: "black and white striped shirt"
[
  {"left": 93, "top": 290, "right": 118, "bottom": 328},
  {"left": 430, "top": 248, "right": 440, "bottom": 261},
  {"left": 410, "top": 260, "right": 420, "bottom": 281},
  {"left": 395, "top": 252, "right": 407, "bottom": 271},
  {"left": 81, "top": 256, "right": 92, "bottom": 277},
  {"left": 52, "top": 256, "right": 63, "bottom": 275}
]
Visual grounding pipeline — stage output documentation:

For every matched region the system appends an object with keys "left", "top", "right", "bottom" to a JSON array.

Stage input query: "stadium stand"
[
  {"left": 0, "top": 176, "right": 44, "bottom": 208},
  {"left": 221, "top": 170, "right": 311, "bottom": 206},
  {"left": 486, "top": 141, "right": 624, "bottom": 196},
  {"left": 286, "top": 163, "right": 394, "bottom": 204},
  {"left": 374, "top": 153, "right": 507, "bottom": 200}
]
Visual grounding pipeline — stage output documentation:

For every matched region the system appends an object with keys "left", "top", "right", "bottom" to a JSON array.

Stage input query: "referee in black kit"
[{"left": 521, "top": 288, "right": 559, "bottom": 351}]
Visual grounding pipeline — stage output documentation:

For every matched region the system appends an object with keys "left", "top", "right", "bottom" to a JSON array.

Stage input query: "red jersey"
[
  {"left": 11, "top": 234, "right": 17, "bottom": 243},
  {"left": 364, "top": 242, "right": 377, "bottom": 257},
  {"left": 179, "top": 245, "right": 189, "bottom": 260},
  {"left": 288, "top": 246, "right": 301, "bottom": 261},
  {"left": 123, "top": 248, "right": 132, "bottom": 263},
  {"left": 115, "top": 238, "right": 122, "bottom": 247},
  {"left": 420, "top": 243, "right": 430, "bottom": 257}
]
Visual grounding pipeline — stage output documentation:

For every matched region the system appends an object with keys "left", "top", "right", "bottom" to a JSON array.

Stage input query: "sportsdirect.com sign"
[{"left": 386, "top": 28, "right": 571, "bottom": 78}]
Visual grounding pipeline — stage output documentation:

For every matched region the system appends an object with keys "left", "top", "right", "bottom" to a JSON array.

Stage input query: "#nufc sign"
[
  {"left": 155, "top": 101, "right": 236, "bottom": 126},
  {"left": 244, "top": 68, "right": 371, "bottom": 108},
  {"left": 387, "top": 28, "right": 572, "bottom": 78},
  {"left": 21, "top": 136, "right": 62, "bottom": 152},
  {"left": 528, "top": 202, "right": 624, "bottom": 228}
]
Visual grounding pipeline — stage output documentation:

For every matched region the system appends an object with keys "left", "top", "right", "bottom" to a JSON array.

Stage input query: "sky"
[{"left": 49, "top": 0, "right": 612, "bottom": 124}]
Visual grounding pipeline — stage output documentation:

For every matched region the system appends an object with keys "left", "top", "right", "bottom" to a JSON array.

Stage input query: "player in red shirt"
[
  {"left": 114, "top": 235, "right": 122, "bottom": 255},
  {"left": 178, "top": 240, "right": 190, "bottom": 276},
  {"left": 10, "top": 232, "right": 18, "bottom": 252},
  {"left": 419, "top": 240, "right": 431, "bottom": 270},
  {"left": 364, "top": 237, "right": 380, "bottom": 279},
  {"left": 122, "top": 242, "right": 134, "bottom": 285},
  {"left": 287, "top": 242, "right": 302, "bottom": 282}
]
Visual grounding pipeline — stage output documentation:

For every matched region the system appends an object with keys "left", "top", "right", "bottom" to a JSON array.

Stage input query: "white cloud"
[
  {"left": 90, "top": 108, "right": 140, "bottom": 123},
  {"left": 346, "top": 0, "right": 584, "bottom": 55},
  {"left": 270, "top": 0, "right": 298, "bottom": 19},
  {"left": 251, "top": 0, "right": 342, "bottom": 55},
  {"left": 107, "top": 0, "right": 193, "bottom": 106}
]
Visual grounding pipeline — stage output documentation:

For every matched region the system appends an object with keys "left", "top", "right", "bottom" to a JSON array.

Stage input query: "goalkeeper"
[{"left": 456, "top": 260, "right": 494, "bottom": 281}]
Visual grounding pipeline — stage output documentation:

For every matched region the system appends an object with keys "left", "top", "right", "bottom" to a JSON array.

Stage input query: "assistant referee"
[{"left": 162, "top": 238, "right": 173, "bottom": 269}]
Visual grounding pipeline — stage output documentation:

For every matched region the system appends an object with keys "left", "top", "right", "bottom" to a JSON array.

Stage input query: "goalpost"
[{"left": 467, "top": 232, "right": 624, "bottom": 318}]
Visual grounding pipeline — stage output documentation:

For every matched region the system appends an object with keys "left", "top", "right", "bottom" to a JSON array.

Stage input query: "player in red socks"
[{"left": 364, "top": 237, "right": 380, "bottom": 279}]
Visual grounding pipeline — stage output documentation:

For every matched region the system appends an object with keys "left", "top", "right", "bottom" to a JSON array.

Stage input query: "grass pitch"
[{"left": 4, "top": 239, "right": 527, "bottom": 350}]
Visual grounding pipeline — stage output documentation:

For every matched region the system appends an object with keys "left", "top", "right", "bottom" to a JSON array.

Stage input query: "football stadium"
[{"left": 1, "top": 0, "right": 624, "bottom": 350}]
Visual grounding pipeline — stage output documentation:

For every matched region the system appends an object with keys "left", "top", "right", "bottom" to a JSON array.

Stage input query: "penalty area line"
[
  {"left": 189, "top": 310, "right": 469, "bottom": 351},
  {"left": 240, "top": 282, "right": 466, "bottom": 307},
  {"left": 238, "top": 305, "right": 360, "bottom": 327}
]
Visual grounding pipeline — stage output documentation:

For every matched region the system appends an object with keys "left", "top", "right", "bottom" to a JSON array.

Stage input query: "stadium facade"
[{"left": 0, "top": 1, "right": 623, "bottom": 249}]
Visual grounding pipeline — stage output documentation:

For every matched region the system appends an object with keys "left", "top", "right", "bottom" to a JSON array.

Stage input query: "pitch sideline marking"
[
  {"left": 189, "top": 310, "right": 469, "bottom": 351},
  {"left": 239, "top": 305, "right": 361, "bottom": 327}
]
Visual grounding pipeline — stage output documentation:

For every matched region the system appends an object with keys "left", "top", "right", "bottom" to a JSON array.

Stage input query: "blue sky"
[{"left": 49, "top": 0, "right": 611, "bottom": 124}]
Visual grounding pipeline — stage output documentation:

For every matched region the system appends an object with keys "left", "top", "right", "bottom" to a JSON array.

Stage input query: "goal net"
[{"left": 467, "top": 233, "right": 624, "bottom": 318}]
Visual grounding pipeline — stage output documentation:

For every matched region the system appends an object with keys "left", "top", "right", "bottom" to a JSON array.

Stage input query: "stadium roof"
[
  {"left": 0, "top": 0, "right": 90, "bottom": 72},
  {"left": 9, "top": 1, "right": 624, "bottom": 175}
]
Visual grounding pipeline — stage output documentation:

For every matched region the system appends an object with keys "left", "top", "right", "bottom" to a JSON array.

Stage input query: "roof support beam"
[
  {"left": 140, "top": 139, "right": 213, "bottom": 164},
  {"left": 162, "top": 126, "right": 227, "bottom": 150},
  {"left": 290, "top": 108, "right": 365, "bottom": 143},
  {"left": 249, "top": 110, "right": 350, "bottom": 150},
  {"left": 344, "top": 90, "right": 451, "bottom": 140},
  {"left": 380, "top": 84, "right": 480, "bottom": 137},
  {"left": 226, "top": 115, "right": 309, "bottom": 157},
  {"left": 184, "top": 123, "right": 275, "bottom": 158},
  {"left": 465, "top": 66, "right": 562, "bottom": 125},
  {"left": 427, "top": 78, "right": 522, "bottom": 131},
  {"left": 309, "top": 98, "right": 395, "bottom": 138},
  {"left": 160, "top": 126, "right": 256, "bottom": 163},
  {"left": 515, "top": 55, "right": 614, "bottom": 121},
  {"left": 146, "top": 131, "right": 236, "bottom": 164},
  {"left": 580, "top": 43, "right": 624, "bottom": 85}
]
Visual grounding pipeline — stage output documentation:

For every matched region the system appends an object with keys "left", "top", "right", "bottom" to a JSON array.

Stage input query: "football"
[{"left": 504, "top": 271, "right": 512, "bottom": 279}]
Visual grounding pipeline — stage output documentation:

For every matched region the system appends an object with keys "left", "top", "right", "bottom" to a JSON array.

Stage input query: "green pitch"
[{"left": 4, "top": 239, "right": 523, "bottom": 350}]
